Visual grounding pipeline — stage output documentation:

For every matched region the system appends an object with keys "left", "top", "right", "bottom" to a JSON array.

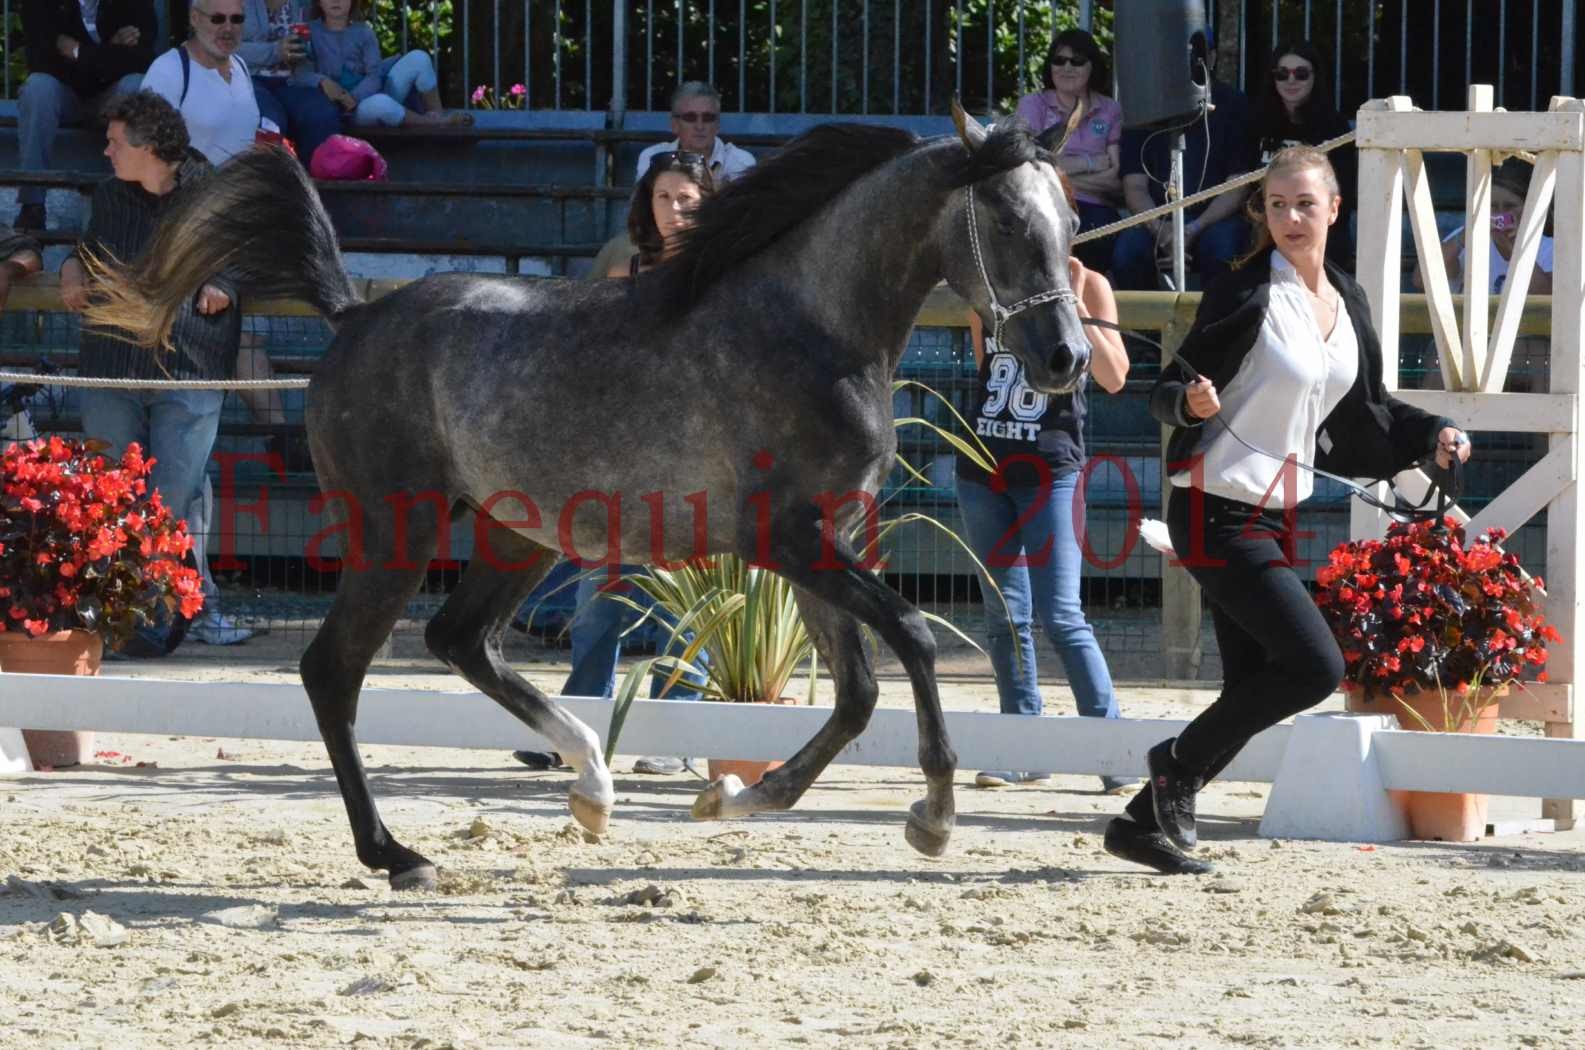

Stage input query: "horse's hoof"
[
  {"left": 569, "top": 788, "right": 611, "bottom": 836},
  {"left": 691, "top": 774, "right": 745, "bottom": 821},
  {"left": 389, "top": 863, "right": 438, "bottom": 891},
  {"left": 905, "top": 801, "right": 952, "bottom": 858}
]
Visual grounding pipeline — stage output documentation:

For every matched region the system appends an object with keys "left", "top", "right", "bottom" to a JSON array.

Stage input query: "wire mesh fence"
[{"left": 4, "top": 301, "right": 1552, "bottom": 680}]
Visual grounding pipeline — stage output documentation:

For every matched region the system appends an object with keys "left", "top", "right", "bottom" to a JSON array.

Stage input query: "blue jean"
[
  {"left": 16, "top": 72, "right": 143, "bottom": 206},
  {"left": 955, "top": 472, "right": 1120, "bottom": 721},
  {"left": 253, "top": 76, "right": 342, "bottom": 165},
  {"left": 352, "top": 51, "right": 437, "bottom": 127},
  {"left": 563, "top": 567, "right": 706, "bottom": 701},
  {"left": 77, "top": 387, "right": 225, "bottom": 534},
  {"left": 1110, "top": 213, "right": 1249, "bottom": 291}
]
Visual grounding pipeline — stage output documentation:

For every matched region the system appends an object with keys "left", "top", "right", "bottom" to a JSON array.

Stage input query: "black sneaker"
[
  {"left": 1103, "top": 817, "right": 1213, "bottom": 875},
  {"left": 1147, "top": 738, "right": 1202, "bottom": 851},
  {"left": 512, "top": 750, "right": 567, "bottom": 771},
  {"left": 14, "top": 203, "right": 45, "bottom": 233}
]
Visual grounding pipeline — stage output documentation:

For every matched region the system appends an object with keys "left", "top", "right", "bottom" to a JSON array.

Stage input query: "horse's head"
[{"left": 943, "top": 102, "right": 1090, "bottom": 395}]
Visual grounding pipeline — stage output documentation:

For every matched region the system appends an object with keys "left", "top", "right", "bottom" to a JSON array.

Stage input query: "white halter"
[{"left": 964, "top": 182, "right": 1080, "bottom": 348}]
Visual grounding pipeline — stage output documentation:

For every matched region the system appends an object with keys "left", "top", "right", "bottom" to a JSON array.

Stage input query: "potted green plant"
[
  {"left": 601, "top": 555, "right": 817, "bottom": 785},
  {"left": 1314, "top": 517, "right": 1559, "bottom": 841},
  {"left": 0, "top": 436, "right": 204, "bottom": 767}
]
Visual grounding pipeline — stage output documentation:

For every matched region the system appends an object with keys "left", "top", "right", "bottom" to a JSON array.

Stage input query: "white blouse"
[{"left": 1173, "top": 251, "right": 1360, "bottom": 508}]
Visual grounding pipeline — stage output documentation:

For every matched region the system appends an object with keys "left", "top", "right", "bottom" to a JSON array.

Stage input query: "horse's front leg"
[
  {"left": 693, "top": 532, "right": 957, "bottom": 857},
  {"left": 692, "top": 585, "right": 878, "bottom": 819}
]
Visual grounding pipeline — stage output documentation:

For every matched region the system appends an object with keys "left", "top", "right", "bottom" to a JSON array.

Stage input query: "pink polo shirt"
[{"left": 1013, "top": 90, "right": 1123, "bottom": 205}]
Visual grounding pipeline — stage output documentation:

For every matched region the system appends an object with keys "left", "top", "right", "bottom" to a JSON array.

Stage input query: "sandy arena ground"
[{"left": 3, "top": 648, "right": 1583, "bottom": 1049}]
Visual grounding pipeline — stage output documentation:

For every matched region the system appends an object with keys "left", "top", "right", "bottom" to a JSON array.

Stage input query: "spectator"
[
  {"left": 1412, "top": 159, "right": 1553, "bottom": 392},
  {"left": 955, "top": 174, "right": 1136, "bottom": 794},
  {"left": 0, "top": 230, "right": 44, "bottom": 445},
  {"left": 141, "top": 0, "right": 261, "bottom": 165},
  {"left": 239, "top": 0, "right": 340, "bottom": 164},
  {"left": 635, "top": 82, "right": 755, "bottom": 184},
  {"left": 61, "top": 91, "right": 253, "bottom": 648},
  {"left": 1112, "top": 36, "right": 1256, "bottom": 291},
  {"left": 293, "top": 0, "right": 471, "bottom": 128},
  {"left": 1014, "top": 29, "right": 1123, "bottom": 273},
  {"left": 1254, "top": 39, "right": 1356, "bottom": 270},
  {"left": 514, "top": 150, "right": 717, "bottom": 777},
  {"left": 0, "top": 229, "right": 43, "bottom": 310},
  {"left": 15, "top": 0, "right": 154, "bottom": 232},
  {"left": 145, "top": 0, "right": 296, "bottom": 469}
]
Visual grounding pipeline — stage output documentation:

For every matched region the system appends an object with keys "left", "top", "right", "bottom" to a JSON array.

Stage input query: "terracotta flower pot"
[
  {"left": 1347, "top": 687, "right": 1501, "bottom": 842},
  {"left": 707, "top": 696, "right": 799, "bottom": 785},
  {"left": 0, "top": 628, "right": 103, "bottom": 769}
]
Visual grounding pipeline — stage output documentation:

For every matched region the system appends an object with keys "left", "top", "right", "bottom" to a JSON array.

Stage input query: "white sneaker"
[
  {"left": 633, "top": 756, "right": 688, "bottom": 775},
  {"left": 973, "top": 770, "right": 1052, "bottom": 788},
  {"left": 188, "top": 610, "right": 256, "bottom": 646}
]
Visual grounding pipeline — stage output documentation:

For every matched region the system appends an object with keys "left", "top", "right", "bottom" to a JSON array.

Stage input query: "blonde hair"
[{"left": 1234, "top": 145, "right": 1341, "bottom": 268}]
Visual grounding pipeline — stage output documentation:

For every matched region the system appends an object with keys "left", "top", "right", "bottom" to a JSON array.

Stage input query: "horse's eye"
[{"left": 996, "top": 221, "right": 1017, "bottom": 237}]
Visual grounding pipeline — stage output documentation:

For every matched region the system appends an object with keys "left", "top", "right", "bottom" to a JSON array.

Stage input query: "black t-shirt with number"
[{"left": 955, "top": 339, "right": 1087, "bottom": 489}]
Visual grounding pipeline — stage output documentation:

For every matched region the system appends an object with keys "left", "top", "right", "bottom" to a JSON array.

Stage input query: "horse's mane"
[
  {"left": 652, "top": 124, "right": 916, "bottom": 315},
  {"left": 649, "top": 120, "right": 1049, "bottom": 317}
]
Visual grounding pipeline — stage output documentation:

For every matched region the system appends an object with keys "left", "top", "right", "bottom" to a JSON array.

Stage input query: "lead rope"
[{"left": 1080, "top": 317, "right": 1463, "bottom": 524}]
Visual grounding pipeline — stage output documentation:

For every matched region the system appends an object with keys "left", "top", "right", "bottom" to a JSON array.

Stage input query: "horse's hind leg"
[
  {"left": 692, "top": 586, "right": 878, "bottom": 815},
  {"left": 424, "top": 529, "right": 614, "bottom": 834},
  {"left": 300, "top": 511, "right": 441, "bottom": 890}
]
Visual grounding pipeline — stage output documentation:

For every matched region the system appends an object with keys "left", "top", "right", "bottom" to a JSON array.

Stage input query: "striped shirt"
[{"left": 75, "top": 151, "right": 241, "bottom": 382}]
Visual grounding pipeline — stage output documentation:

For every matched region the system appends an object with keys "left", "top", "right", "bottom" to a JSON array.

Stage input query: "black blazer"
[
  {"left": 1151, "top": 257, "right": 1454, "bottom": 484},
  {"left": 24, "top": 0, "right": 156, "bottom": 97}
]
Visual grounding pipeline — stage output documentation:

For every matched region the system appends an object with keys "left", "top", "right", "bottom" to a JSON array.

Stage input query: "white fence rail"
[{"left": 3, "top": 675, "right": 1583, "bottom": 805}]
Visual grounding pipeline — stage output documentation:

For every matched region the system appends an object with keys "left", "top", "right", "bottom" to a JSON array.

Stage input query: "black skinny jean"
[{"left": 1126, "top": 486, "right": 1346, "bottom": 828}]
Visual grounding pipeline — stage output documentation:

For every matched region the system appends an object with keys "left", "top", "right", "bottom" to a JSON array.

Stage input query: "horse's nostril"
[{"left": 1047, "top": 345, "right": 1075, "bottom": 374}]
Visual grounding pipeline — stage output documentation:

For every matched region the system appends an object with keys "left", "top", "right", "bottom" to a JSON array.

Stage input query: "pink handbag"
[{"left": 308, "top": 135, "right": 390, "bottom": 181}]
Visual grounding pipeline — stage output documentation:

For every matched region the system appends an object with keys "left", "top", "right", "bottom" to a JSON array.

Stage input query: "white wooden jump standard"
[{"left": 1354, "top": 89, "right": 1585, "bottom": 830}]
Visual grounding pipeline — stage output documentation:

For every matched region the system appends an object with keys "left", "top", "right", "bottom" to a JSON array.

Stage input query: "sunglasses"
[
  {"left": 1050, "top": 55, "right": 1090, "bottom": 68},
  {"left": 196, "top": 11, "right": 247, "bottom": 24},
  {"left": 1272, "top": 66, "right": 1313, "bottom": 82},
  {"left": 672, "top": 111, "right": 720, "bottom": 124}
]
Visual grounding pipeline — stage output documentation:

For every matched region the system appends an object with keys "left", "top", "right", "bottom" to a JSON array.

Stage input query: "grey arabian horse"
[{"left": 84, "top": 103, "right": 1089, "bottom": 890}]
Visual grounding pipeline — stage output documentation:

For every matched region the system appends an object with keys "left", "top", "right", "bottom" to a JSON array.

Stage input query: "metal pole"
[
  {"left": 612, "top": 0, "right": 627, "bottom": 121},
  {"left": 1171, "top": 134, "right": 1187, "bottom": 291},
  {"left": 1498, "top": 0, "right": 1506, "bottom": 104},
  {"left": 493, "top": 0, "right": 501, "bottom": 98},
  {"left": 1367, "top": 0, "right": 1375, "bottom": 101},
  {"left": 1078, "top": 0, "right": 1092, "bottom": 31},
  {"left": 1565, "top": 0, "right": 1579, "bottom": 98},
  {"left": 801, "top": 0, "right": 808, "bottom": 113}
]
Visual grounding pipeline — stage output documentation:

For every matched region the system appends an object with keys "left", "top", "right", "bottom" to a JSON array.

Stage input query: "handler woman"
[{"left": 1105, "top": 146, "right": 1475, "bottom": 875}]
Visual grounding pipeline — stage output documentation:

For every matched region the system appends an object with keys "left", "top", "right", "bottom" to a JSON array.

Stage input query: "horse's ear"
[{"left": 951, "top": 98, "right": 987, "bottom": 152}]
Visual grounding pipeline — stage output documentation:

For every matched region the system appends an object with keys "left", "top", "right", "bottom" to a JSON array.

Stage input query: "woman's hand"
[
  {"left": 196, "top": 285, "right": 232, "bottom": 315},
  {"left": 1435, "top": 426, "right": 1472, "bottom": 469},
  {"left": 1184, "top": 376, "right": 1220, "bottom": 420},
  {"left": 277, "top": 35, "right": 308, "bottom": 64},
  {"left": 320, "top": 79, "right": 356, "bottom": 110}
]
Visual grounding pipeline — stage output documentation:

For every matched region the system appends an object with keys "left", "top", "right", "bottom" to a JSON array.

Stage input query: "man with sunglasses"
[
  {"left": 15, "top": 0, "right": 156, "bottom": 232},
  {"left": 635, "top": 81, "right": 756, "bottom": 184},
  {"left": 140, "top": 0, "right": 262, "bottom": 166}
]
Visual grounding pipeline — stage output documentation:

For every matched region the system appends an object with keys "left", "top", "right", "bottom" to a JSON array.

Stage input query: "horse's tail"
[{"left": 80, "top": 146, "right": 361, "bottom": 352}]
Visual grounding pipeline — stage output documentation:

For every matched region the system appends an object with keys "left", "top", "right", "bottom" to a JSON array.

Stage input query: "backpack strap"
[{"left": 179, "top": 45, "right": 190, "bottom": 106}]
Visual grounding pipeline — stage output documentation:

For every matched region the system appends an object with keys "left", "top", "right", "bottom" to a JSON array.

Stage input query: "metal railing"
[{"left": 0, "top": 3, "right": 1574, "bottom": 116}]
